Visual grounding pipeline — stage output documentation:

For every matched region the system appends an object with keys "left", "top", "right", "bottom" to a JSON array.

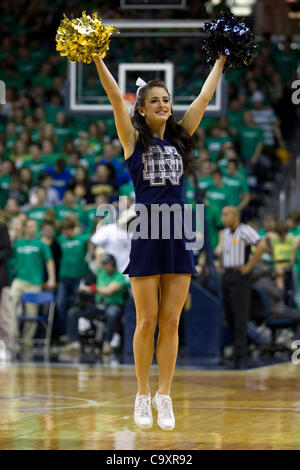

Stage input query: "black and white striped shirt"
[{"left": 222, "top": 223, "right": 261, "bottom": 268}]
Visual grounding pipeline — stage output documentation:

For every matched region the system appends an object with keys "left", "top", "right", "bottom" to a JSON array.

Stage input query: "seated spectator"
[
  {"left": 286, "top": 210, "right": 300, "bottom": 237},
  {"left": 7, "top": 173, "right": 29, "bottom": 208},
  {"left": 19, "top": 167, "right": 34, "bottom": 196},
  {"left": 9, "top": 218, "right": 55, "bottom": 348},
  {"left": 60, "top": 253, "right": 128, "bottom": 356},
  {"left": 4, "top": 199, "right": 21, "bottom": 220},
  {"left": 9, "top": 139, "right": 31, "bottom": 169},
  {"left": 44, "top": 158, "right": 72, "bottom": 200},
  {"left": 251, "top": 262, "right": 300, "bottom": 349},
  {"left": 259, "top": 212, "right": 278, "bottom": 239},
  {"left": 90, "top": 163, "right": 118, "bottom": 202},
  {"left": 67, "top": 164, "right": 90, "bottom": 192},
  {"left": 271, "top": 221, "right": 294, "bottom": 291},
  {"left": 66, "top": 151, "right": 81, "bottom": 177},
  {"left": 30, "top": 172, "right": 60, "bottom": 208},
  {"left": 56, "top": 217, "right": 90, "bottom": 339}
]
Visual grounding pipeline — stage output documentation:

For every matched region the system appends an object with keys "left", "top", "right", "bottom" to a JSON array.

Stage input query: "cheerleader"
[{"left": 94, "top": 53, "right": 226, "bottom": 430}]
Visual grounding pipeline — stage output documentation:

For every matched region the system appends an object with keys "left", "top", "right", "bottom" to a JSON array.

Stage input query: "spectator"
[
  {"left": 238, "top": 111, "right": 265, "bottom": 173},
  {"left": 250, "top": 91, "right": 286, "bottom": 171},
  {"left": 22, "top": 143, "right": 47, "bottom": 185},
  {"left": 26, "top": 187, "right": 50, "bottom": 231},
  {"left": 60, "top": 253, "right": 128, "bottom": 356},
  {"left": 272, "top": 221, "right": 294, "bottom": 291},
  {"left": 56, "top": 217, "right": 90, "bottom": 339},
  {"left": 90, "top": 163, "right": 118, "bottom": 201},
  {"left": 206, "top": 170, "right": 230, "bottom": 212},
  {"left": 0, "top": 222, "right": 12, "bottom": 359},
  {"left": 9, "top": 218, "right": 56, "bottom": 347},
  {"left": 90, "top": 207, "right": 136, "bottom": 278},
  {"left": 44, "top": 158, "right": 72, "bottom": 200},
  {"left": 54, "top": 189, "right": 84, "bottom": 225},
  {"left": 31, "top": 172, "right": 60, "bottom": 208},
  {"left": 197, "top": 160, "right": 214, "bottom": 191},
  {"left": 41, "top": 219, "right": 61, "bottom": 282},
  {"left": 223, "top": 159, "right": 251, "bottom": 211}
]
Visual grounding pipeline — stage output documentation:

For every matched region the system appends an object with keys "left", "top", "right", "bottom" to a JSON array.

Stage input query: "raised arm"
[
  {"left": 93, "top": 55, "right": 137, "bottom": 158},
  {"left": 178, "top": 56, "right": 226, "bottom": 136}
]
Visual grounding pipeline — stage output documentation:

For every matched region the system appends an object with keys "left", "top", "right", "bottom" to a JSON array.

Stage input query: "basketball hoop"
[{"left": 123, "top": 93, "right": 136, "bottom": 115}]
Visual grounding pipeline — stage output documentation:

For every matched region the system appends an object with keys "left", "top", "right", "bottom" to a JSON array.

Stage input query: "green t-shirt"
[
  {"left": 41, "top": 153, "right": 62, "bottom": 166},
  {"left": 204, "top": 136, "right": 232, "bottom": 162},
  {"left": 217, "top": 158, "right": 248, "bottom": 178},
  {"left": 96, "top": 267, "right": 128, "bottom": 306},
  {"left": 226, "top": 109, "right": 245, "bottom": 131},
  {"left": 83, "top": 206, "right": 97, "bottom": 233},
  {"left": 54, "top": 125, "right": 73, "bottom": 148},
  {"left": 238, "top": 125, "right": 264, "bottom": 162},
  {"left": 199, "top": 116, "right": 218, "bottom": 131},
  {"left": 22, "top": 160, "right": 47, "bottom": 184},
  {"left": 119, "top": 182, "right": 135, "bottom": 201},
  {"left": 206, "top": 185, "right": 230, "bottom": 211},
  {"left": 197, "top": 176, "right": 214, "bottom": 192},
  {"left": 288, "top": 226, "right": 300, "bottom": 237},
  {"left": 258, "top": 228, "right": 267, "bottom": 238},
  {"left": 205, "top": 202, "right": 222, "bottom": 249},
  {"left": 223, "top": 173, "right": 249, "bottom": 207},
  {"left": 44, "top": 104, "right": 64, "bottom": 124},
  {"left": 54, "top": 204, "right": 84, "bottom": 224},
  {"left": 32, "top": 75, "right": 53, "bottom": 91},
  {"left": 26, "top": 207, "right": 49, "bottom": 230},
  {"left": 57, "top": 233, "right": 90, "bottom": 279},
  {"left": 12, "top": 238, "right": 52, "bottom": 285},
  {"left": 272, "top": 49, "right": 299, "bottom": 85}
]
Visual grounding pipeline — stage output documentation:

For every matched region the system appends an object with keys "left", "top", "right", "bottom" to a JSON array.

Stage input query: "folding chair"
[{"left": 18, "top": 291, "right": 56, "bottom": 354}]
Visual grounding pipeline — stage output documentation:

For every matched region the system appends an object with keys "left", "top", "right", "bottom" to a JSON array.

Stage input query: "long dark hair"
[{"left": 131, "top": 80, "right": 194, "bottom": 176}]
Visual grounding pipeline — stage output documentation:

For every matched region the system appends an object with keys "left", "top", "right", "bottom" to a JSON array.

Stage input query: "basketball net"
[{"left": 123, "top": 93, "right": 136, "bottom": 116}]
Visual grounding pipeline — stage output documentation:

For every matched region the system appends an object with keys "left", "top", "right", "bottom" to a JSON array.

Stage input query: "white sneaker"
[
  {"left": 152, "top": 391, "right": 175, "bottom": 430},
  {"left": 134, "top": 393, "right": 153, "bottom": 429}
]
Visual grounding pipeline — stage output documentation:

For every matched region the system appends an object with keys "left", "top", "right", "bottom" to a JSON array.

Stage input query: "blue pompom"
[{"left": 202, "top": 12, "right": 257, "bottom": 72}]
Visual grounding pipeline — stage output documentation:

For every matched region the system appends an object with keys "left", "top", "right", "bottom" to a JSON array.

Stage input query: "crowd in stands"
[{"left": 0, "top": 1, "right": 299, "bottom": 361}]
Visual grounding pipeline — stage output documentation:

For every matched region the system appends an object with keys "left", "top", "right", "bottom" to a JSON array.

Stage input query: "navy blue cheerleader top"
[{"left": 124, "top": 136, "right": 186, "bottom": 206}]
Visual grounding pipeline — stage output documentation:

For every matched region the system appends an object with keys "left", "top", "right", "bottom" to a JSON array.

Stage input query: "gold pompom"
[{"left": 56, "top": 11, "right": 119, "bottom": 64}]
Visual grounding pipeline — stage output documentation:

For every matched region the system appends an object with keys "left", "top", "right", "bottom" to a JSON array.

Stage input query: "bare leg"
[
  {"left": 130, "top": 275, "right": 160, "bottom": 396},
  {"left": 156, "top": 274, "right": 191, "bottom": 396}
]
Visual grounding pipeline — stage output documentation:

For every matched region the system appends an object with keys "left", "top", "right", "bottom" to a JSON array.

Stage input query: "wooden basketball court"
[{"left": 0, "top": 362, "right": 299, "bottom": 450}]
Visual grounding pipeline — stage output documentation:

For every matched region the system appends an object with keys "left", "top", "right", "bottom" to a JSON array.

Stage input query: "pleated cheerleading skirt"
[{"left": 122, "top": 204, "right": 198, "bottom": 277}]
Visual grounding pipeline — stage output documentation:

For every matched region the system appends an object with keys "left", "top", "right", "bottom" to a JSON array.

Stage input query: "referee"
[{"left": 219, "top": 206, "right": 266, "bottom": 369}]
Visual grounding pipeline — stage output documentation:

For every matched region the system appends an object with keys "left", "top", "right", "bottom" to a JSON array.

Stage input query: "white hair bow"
[{"left": 136, "top": 77, "right": 147, "bottom": 98}]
